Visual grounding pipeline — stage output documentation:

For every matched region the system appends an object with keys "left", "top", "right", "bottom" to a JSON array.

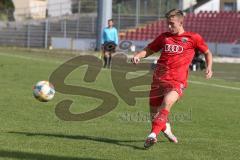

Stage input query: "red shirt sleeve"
[
  {"left": 194, "top": 33, "right": 208, "bottom": 53},
  {"left": 147, "top": 33, "right": 165, "bottom": 52}
]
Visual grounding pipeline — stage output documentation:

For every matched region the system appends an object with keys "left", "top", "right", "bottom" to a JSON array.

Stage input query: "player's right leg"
[
  {"left": 103, "top": 51, "right": 109, "bottom": 68},
  {"left": 144, "top": 94, "right": 163, "bottom": 149}
]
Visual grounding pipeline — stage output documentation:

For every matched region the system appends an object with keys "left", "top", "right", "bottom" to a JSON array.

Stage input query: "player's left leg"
[
  {"left": 107, "top": 52, "right": 112, "bottom": 68},
  {"left": 151, "top": 90, "right": 179, "bottom": 136},
  {"left": 144, "top": 91, "right": 179, "bottom": 149},
  {"left": 150, "top": 101, "right": 177, "bottom": 143},
  {"left": 163, "top": 122, "right": 178, "bottom": 143}
]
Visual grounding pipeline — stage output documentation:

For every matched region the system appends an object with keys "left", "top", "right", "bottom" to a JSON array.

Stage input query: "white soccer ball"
[{"left": 33, "top": 81, "right": 55, "bottom": 102}]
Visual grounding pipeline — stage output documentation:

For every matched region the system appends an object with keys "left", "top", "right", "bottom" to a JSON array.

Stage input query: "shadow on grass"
[
  {"left": 0, "top": 150, "right": 107, "bottom": 160},
  {"left": 8, "top": 131, "right": 146, "bottom": 150}
]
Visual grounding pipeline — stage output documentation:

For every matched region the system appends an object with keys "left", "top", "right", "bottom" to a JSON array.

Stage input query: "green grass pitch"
[{"left": 0, "top": 48, "right": 239, "bottom": 160}]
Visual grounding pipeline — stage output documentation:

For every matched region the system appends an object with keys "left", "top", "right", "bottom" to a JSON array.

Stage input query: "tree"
[{"left": 0, "top": 0, "right": 15, "bottom": 21}]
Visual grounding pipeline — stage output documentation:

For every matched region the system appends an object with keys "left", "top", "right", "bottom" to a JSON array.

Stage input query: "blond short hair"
[{"left": 165, "top": 9, "right": 184, "bottom": 19}]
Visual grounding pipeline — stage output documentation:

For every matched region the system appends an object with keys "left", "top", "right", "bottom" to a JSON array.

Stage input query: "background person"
[{"left": 101, "top": 19, "right": 118, "bottom": 68}]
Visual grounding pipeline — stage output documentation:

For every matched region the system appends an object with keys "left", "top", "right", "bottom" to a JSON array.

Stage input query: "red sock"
[
  {"left": 151, "top": 109, "right": 169, "bottom": 136},
  {"left": 161, "top": 118, "right": 170, "bottom": 131}
]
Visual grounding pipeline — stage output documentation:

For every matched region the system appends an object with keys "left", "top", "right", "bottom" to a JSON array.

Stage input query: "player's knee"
[
  {"left": 161, "top": 99, "right": 175, "bottom": 108},
  {"left": 161, "top": 91, "right": 179, "bottom": 108},
  {"left": 149, "top": 96, "right": 163, "bottom": 108},
  {"left": 149, "top": 100, "right": 159, "bottom": 108},
  {"left": 150, "top": 105, "right": 158, "bottom": 113}
]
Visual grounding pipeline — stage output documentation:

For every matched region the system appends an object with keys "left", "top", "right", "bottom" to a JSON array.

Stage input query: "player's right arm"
[
  {"left": 131, "top": 34, "right": 164, "bottom": 64},
  {"left": 101, "top": 28, "right": 105, "bottom": 45},
  {"left": 132, "top": 47, "right": 155, "bottom": 64}
]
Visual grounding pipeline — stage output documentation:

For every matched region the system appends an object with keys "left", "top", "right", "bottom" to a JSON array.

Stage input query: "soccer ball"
[{"left": 33, "top": 81, "right": 55, "bottom": 102}]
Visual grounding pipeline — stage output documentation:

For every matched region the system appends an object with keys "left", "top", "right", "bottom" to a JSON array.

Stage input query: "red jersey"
[{"left": 148, "top": 32, "right": 208, "bottom": 87}]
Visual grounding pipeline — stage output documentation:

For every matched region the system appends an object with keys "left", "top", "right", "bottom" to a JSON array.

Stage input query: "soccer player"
[
  {"left": 131, "top": 9, "right": 213, "bottom": 149},
  {"left": 102, "top": 19, "right": 119, "bottom": 68}
]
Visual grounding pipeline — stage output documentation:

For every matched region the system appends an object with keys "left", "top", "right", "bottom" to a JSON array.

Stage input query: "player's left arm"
[
  {"left": 203, "top": 49, "right": 213, "bottom": 79},
  {"left": 114, "top": 28, "right": 119, "bottom": 46},
  {"left": 195, "top": 33, "right": 213, "bottom": 79}
]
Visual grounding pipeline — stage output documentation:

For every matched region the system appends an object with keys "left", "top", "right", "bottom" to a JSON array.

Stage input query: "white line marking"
[
  {"left": 189, "top": 80, "right": 240, "bottom": 91},
  {"left": 1, "top": 52, "right": 240, "bottom": 91},
  {"left": 0, "top": 52, "right": 62, "bottom": 64}
]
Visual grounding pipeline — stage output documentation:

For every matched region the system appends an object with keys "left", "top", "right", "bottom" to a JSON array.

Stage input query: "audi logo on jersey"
[{"left": 164, "top": 44, "right": 183, "bottom": 54}]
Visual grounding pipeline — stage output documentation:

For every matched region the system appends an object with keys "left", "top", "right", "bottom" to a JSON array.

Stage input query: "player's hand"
[
  {"left": 205, "top": 67, "right": 213, "bottom": 79},
  {"left": 131, "top": 55, "right": 140, "bottom": 64}
]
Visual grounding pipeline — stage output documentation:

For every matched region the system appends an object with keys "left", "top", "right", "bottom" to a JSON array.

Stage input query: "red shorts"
[{"left": 149, "top": 80, "right": 185, "bottom": 107}]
